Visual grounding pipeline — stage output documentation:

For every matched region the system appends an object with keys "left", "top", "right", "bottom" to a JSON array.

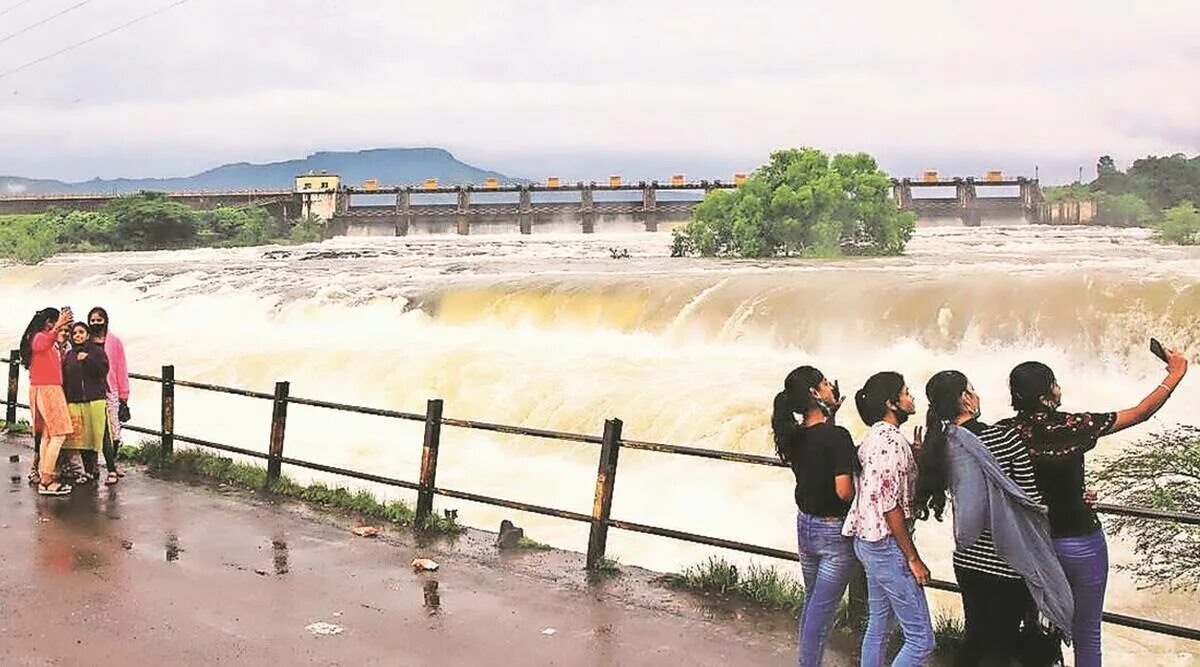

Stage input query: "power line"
[
  {"left": 0, "top": 0, "right": 38, "bottom": 19},
  {"left": 0, "top": 0, "right": 97, "bottom": 46},
  {"left": 0, "top": 0, "right": 193, "bottom": 80}
]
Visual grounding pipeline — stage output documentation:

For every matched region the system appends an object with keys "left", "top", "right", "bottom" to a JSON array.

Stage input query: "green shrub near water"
[
  {"left": 1093, "top": 426, "right": 1200, "bottom": 589},
  {"left": 0, "top": 193, "right": 323, "bottom": 264},
  {"left": 121, "top": 440, "right": 461, "bottom": 534},
  {"left": 671, "top": 148, "right": 916, "bottom": 259},
  {"left": 1156, "top": 201, "right": 1200, "bottom": 246}
]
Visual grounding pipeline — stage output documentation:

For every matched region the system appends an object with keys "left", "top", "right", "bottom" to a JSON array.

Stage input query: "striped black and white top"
[{"left": 952, "top": 420, "right": 1043, "bottom": 579}]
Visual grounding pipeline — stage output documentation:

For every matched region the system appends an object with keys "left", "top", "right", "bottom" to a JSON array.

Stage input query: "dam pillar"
[
  {"left": 1018, "top": 177, "right": 1041, "bottom": 223},
  {"left": 893, "top": 179, "right": 914, "bottom": 208},
  {"left": 518, "top": 186, "right": 533, "bottom": 235},
  {"left": 396, "top": 188, "right": 411, "bottom": 236},
  {"left": 641, "top": 181, "right": 658, "bottom": 232},
  {"left": 581, "top": 184, "right": 595, "bottom": 234},
  {"left": 957, "top": 177, "right": 980, "bottom": 227},
  {"left": 456, "top": 187, "right": 470, "bottom": 236}
]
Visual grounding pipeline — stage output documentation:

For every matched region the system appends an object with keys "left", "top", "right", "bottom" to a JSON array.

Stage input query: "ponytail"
[
  {"left": 914, "top": 370, "right": 968, "bottom": 521},
  {"left": 771, "top": 366, "right": 825, "bottom": 464}
]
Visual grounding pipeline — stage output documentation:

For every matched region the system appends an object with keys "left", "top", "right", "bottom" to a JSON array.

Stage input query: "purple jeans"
[{"left": 1054, "top": 528, "right": 1108, "bottom": 667}]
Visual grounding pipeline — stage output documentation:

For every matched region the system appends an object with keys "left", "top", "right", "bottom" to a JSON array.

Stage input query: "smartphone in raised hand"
[{"left": 1150, "top": 338, "right": 1168, "bottom": 363}]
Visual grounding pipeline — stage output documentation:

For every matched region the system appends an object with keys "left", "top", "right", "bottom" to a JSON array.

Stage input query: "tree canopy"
[
  {"left": 1, "top": 192, "right": 317, "bottom": 264},
  {"left": 671, "top": 148, "right": 916, "bottom": 258}
]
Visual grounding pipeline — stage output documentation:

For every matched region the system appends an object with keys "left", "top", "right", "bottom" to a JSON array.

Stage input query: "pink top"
[
  {"left": 29, "top": 330, "right": 63, "bottom": 386},
  {"left": 842, "top": 421, "right": 918, "bottom": 542},
  {"left": 103, "top": 333, "right": 130, "bottom": 400}
]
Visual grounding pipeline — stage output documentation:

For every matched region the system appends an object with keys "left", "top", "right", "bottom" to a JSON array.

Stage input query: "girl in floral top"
[
  {"left": 1000, "top": 351, "right": 1187, "bottom": 667},
  {"left": 842, "top": 371, "right": 933, "bottom": 666}
]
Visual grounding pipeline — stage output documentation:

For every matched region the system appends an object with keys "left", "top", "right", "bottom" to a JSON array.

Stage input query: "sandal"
[
  {"left": 37, "top": 481, "right": 73, "bottom": 496},
  {"left": 105, "top": 472, "right": 119, "bottom": 486},
  {"left": 73, "top": 472, "right": 93, "bottom": 485},
  {"left": 28, "top": 470, "right": 40, "bottom": 486}
]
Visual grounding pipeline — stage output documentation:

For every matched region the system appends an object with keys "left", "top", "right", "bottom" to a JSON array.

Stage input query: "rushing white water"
[{"left": 2, "top": 224, "right": 1198, "bottom": 664}]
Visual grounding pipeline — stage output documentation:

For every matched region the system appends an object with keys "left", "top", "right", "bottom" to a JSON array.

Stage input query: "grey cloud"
[{"left": 0, "top": 0, "right": 1196, "bottom": 182}]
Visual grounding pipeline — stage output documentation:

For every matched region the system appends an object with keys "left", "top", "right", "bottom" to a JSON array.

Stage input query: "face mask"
[{"left": 89, "top": 323, "right": 106, "bottom": 337}]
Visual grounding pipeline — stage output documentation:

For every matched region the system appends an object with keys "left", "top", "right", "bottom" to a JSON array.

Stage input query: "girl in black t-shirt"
[
  {"left": 771, "top": 365, "right": 856, "bottom": 667},
  {"left": 1000, "top": 351, "right": 1188, "bottom": 667}
]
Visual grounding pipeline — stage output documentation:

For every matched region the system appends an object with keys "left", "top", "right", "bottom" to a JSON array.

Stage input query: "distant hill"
[{"left": 0, "top": 148, "right": 524, "bottom": 195}]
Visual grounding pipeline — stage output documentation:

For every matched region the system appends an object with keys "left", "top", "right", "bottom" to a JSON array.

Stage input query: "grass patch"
[
  {"left": 121, "top": 440, "right": 462, "bottom": 535},
  {"left": 0, "top": 419, "right": 32, "bottom": 435},
  {"left": 591, "top": 556, "right": 621, "bottom": 578},
  {"left": 662, "top": 556, "right": 805, "bottom": 614},
  {"left": 663, "top": 556, "right": 967, "bottom": 655},
  {"left": 515, "top": 536, "right": 552, "bottom": 550}
]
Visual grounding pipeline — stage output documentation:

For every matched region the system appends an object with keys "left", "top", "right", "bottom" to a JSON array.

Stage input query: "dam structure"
[{"left": 0, "top": 171, "right": 1043, "bottom": 236}]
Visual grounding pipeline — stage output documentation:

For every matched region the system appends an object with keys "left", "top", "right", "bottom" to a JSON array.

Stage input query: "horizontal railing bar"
[
  {"left": 439, "top": 417, "right": 604, "bottom": 445},
  {"left": 1095, "top": 503, "right": 1200, "bottom": 526},
  {"left": 171, "top": 379, "right": 275, "bottom": 400},
  {"left": 122, "top": 424, "right": 162, "bottom": 437},
  {"left": 1101, "top": 610, "right": 1200, "bottom": 642},
  {"left": 173, "top": 434, "right": 271, "bottom": 460},
  {"left": 278, "top": 455, "right": 422, "bottom": 492},
  {"left": 129, "top": 372, "right": 161, "bottom": 382},
  {"left": 608, "top": 518, "right": 799, "bottom": 561},
  {"left": 286, "top": 395, "right": 425, "bottom": 421},
  {"left": 433, "top": 486, "right": 593, "bottom": 523},
  {"left": 622, "top": 438, "right": 787, "bottom": 467}
]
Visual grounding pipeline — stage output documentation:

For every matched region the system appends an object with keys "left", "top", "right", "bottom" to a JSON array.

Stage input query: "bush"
[
  {"left": 671, "top": 148, "right": 915, "bottom": 258},
  {"left": 1092, "top": 426, "right": 1200, "bottom": 589},
  {"left": 1156, "top": 201, "right": 1200, "bottom": 245}
]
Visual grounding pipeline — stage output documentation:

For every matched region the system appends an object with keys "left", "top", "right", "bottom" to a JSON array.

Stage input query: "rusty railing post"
[
  {"left": 586, "top": 417, "right": 623, "bottom": 570},
  {"left": 416, "top": 398, "right": 444, "bottom": 528},
  {"left": 160, "top": 365, "right": 174, "bottom": 464},
  {"left": 6, "top": 349, "right": 19, "bottom": 425},
  {"left": 266, "top": 381, "right": 290, "bottom": 485}
]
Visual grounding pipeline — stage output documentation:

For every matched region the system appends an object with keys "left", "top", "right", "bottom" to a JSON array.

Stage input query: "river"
[{"left": 2, "top": 223, "right": 1198, "bottom": 663}]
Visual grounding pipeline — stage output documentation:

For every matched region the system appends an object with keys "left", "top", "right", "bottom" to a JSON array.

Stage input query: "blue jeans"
[
  {"left": 854, "top": 536, "right": 935, "bottom": 667},
  {"left": 1054, "top": 529, "right": 1108, "bottom": 667},
  {"left": 796, "top": 512, "right": 855, "bottom": 667}
]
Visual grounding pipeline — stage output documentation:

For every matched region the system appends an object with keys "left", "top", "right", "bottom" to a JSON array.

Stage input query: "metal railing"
[{"left": 4, "top": 352, "right": 1198, "bottom": 643}]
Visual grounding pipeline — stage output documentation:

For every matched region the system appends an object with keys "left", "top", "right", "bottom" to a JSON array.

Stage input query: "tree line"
[
  {"left": 0, "top": 192, "right": 323, "bottom": 263},
  {"left": 1044, "top": 153, "right": 1200, "bottom": 245}
]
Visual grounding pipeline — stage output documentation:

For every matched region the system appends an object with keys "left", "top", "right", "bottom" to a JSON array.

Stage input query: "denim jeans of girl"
[
  {"left": 854, "top": 536, "right": 935, "bottom": 666},
  {"left": 796, "top": 512, "right": 855, "bottom": 666}
]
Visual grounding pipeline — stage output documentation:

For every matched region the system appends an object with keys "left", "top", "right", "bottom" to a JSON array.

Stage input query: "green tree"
[
  {"left": 1095, "top": 192, "right": 1156, "bottom": 227},
  {"left": 101, "top": 192, "right": 198, "bottom": 250},
  {"left": 197, "top": 206, "right": 274, "bottom": 246},
  {"left": 1156, "top": 200, "right": 1200, "bottom": 245},
  {"left": 671, "top": 148, "right": 915, "bottom": 258},
  {"left": 1093, "top": 426, "right": 1200, "bottom": 589}
]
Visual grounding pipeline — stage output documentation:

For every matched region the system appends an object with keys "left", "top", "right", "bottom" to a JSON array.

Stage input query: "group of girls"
[
  {"left": 18, "top": 305, "right": 131, "bottom": 495},
  {"left": 773, "top": 349, "right": 1187, "bottom": 667}
]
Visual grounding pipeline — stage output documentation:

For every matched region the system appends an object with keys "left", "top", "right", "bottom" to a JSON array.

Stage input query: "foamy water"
[{"left": 2, "top": 224, "right": 1198, "bottom": 664}]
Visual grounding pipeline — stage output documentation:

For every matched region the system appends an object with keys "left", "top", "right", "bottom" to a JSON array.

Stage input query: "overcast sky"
[{"left": 1, "top": 0, "right": 1197, "bottom": 183}]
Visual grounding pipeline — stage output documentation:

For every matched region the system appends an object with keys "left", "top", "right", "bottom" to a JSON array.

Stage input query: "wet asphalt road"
[{"left": 0, "top": 437, "right": 805, "bottom": 666}]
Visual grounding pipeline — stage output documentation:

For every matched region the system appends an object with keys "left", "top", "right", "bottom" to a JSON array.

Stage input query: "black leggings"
[
  {"left": 81, "top": 422, "right": 119, "bottom": 474},
  {"left": 954, "top": 564, "right": 1036, "bottom": 666}
]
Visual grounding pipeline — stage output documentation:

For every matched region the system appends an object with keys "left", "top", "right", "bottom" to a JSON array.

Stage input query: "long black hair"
[
  {"left": 1010, "top": 361, "right": 1057, "bottom": 413},
  {"left": 915, "top": 370, "right": 969, "bottom": 521},
  {"left": 771, "top": 365, "right": 825, "bottom": 464},
  {"left": 854, "top": 371, "right": 906, "bottom": 426},
  {"left": 19, "top": 308, "right": 59, "bottom": 369}
]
